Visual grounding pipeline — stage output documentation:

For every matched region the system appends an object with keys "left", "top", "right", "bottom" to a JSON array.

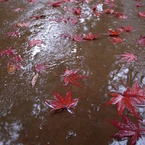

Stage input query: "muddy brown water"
[{"left": 0, "top": 0, "right": 145, "bottom": 145}]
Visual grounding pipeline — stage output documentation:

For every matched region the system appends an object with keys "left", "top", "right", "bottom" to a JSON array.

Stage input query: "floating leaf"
[
  {"left": 111, "top": 115, "right": 145, "bottom": 145},
  {"left": 8, "top": 30, "right": 20, "bottom": 37},
  {"left": 110, "top": 37, "right": 124, "bottom": 44},
  {"left": 61, "top": 67, "right": 86, "bottom": 87},
  {"left": 48, "top": 1, "right": 63, "bottom": 7},
  {"left": 0, "top": 47, "right": 15, "bottom": 57},
  {"left": 73, "top": 8, "right": 81, "bottom": 15},
  {"left": 120, "top": 52, "right": 138, "bottom": 63},
  {"left": 119, "top": 26, "right": 135, "bottom": 32},
  {"left": 136, "top": 3, "right": 144, "bottom": 7},
  {"left": 137, "top": 35, "right": 145, "bottom": 46},
  {"left": 45, "top": 89, "right": 79, "bottom": 114},
  {"left": 104, "top": 8, "right": 114, "bottom": 14},
  {"left": 108, "top": 29, "right": 120, "bottom": 37},
  {"left": 114, "top": 12, "right": 128, "bottom": 19},
  {"left": 83, "top": 32, "right": 100, "bottom": 40},
  {"left": 15, "top": 22, "right": 30, "bottom": 27},
  {"left": 107, "top": 81, "right": 145, "bottom": 118},
  {"left": 139, "top": 12, "right": 145, "bottom": 18}
]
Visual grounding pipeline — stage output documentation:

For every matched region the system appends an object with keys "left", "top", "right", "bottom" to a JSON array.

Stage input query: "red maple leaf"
[
  {"left": 73, "top": 8, "right": 81, "bottom": 15},
  {"left": 108, "top": 29, "right": 120, "bottom": 37},
  {"left": 137, "top": 35, "right": 145, "bottom": 46},
  {"left": 83, "top": 32, "right": 100, "bottom": 40},
  {"left": 139, "top": 12, "right": 145, "bottom": 18},
  {"left": 14, "top": 8, "right": 23, "bottom": 12},
  {"left": 104, "top": 0, "right": 115, "bottom": 4},
  {"left": 15, "top": 22, "right": 30, "bottom": 27},
  {"left": 7, "top": 55, "right": 22, "bottom": 70},
  {"left": 124, "top": 81, "right": 145, "bottom": 105},
  {"left": 45, "top": 90, "right": 79, "bottom": 114},
  {"left": 72, "top": 35, "right": 84, "bottom": 42},
  {"left": 0, "top": 47, "right": 15, "bottom": 57},
  {"left": 8, "top": 30, "right": 20, "bottom": 37},
  {"left": 61, "top": 34, "right": 84, "bottom": 42},
  {"left": 114, "top": 12, "right": 128, "bottom": 19},
  {"left": 61, "top": 67, "right": 86, "bottom": 87},
  {"left": 104, "top": 8, "right": 114, "bottom": 14},
  {"left": 110, "top": 37, "right": 124, "bottom": 44},
  {"left": 107, "top": 81, "right": 145, "bottom": 118},
  {"left": 27, "top": 0, "right": 37, "bottom": 3},
  {"left": 120, "top": 52, "right": 138, "bottom": 63},
  {"left": 136, "top": 3, "right": 144, "bottom": 7},
  {"left": 119, "top": 26, "right": 135, "bottom": 32},
  {"left": 107, "top": 92, "right": 139, "bottom": 118},
  {"left": 48, "top": 1, "right": 63, "bottom": 7},
  {"left": 70, "top": 17, "right": 78, "bottom": 25},
  {"left": 111, "top": 115, "right": 145, "bottom": 145}
]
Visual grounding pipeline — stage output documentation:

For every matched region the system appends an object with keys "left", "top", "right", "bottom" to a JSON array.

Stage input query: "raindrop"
[{"left": 66, "top": 130, "right": 77, "bottom": 139}]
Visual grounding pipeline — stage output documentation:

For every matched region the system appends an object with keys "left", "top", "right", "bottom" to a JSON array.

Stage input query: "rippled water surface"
[{"left": 1, "top": 0, "right": 145, "bottom": 145}]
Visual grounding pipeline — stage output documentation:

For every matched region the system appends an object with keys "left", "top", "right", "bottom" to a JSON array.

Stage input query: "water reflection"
[{"left": 0, "top": 120, "right": 22, "bottom": 145}]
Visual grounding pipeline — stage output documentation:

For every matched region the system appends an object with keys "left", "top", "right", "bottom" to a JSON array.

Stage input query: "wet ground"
[{"left": 0, "top": 0, "right": 145, "bottom": 145}]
